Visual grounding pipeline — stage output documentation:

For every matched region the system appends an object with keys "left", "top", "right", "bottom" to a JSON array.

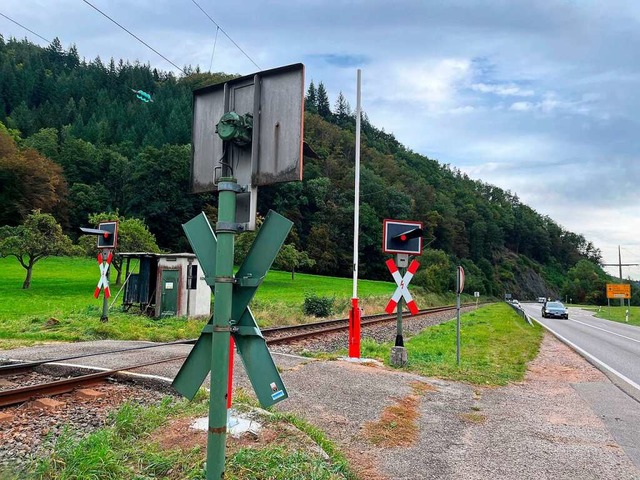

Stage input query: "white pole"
[{"left": 352, "top": 69, "right": 362, "bottom": 299}]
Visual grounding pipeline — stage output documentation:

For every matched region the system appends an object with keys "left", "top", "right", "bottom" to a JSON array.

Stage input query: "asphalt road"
[
  {"left": 521, "top": 302, "right": 640, "bottom": 467},
  {"left": 521, "top": 302, "right": 640, "bottom": 399}
]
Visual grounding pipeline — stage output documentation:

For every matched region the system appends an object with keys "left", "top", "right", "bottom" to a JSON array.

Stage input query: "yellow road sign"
[{"left": 606, "top": 283, "right": 631, "bottom": 299}]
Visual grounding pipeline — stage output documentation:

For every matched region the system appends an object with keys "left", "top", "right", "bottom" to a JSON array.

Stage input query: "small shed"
[{"left": 119, "top": 252, "right": 211, "bottom": 318}]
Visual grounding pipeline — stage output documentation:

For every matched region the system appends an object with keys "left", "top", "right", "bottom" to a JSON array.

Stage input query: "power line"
[
  {"left": 189, "top": 0, "right": 260, "bottom": 70},
  {"left": 0, "top": 12, "right": 51, "bottom": 43},
  {"left": 208, "top": 26, "right": 219, "bottom": 72},
  {"left": 80, "top": 0, "right": 187, "bottom": 76}
]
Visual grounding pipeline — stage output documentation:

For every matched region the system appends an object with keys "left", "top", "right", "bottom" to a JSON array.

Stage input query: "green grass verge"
[
  {"left": 0, "top": 256, "right": 482, "bottom": 348},
  {"left": 361, "top": 303, "right": 543, "bottom": 385},
  {"left": 3, "top": 394, "right": 355, "bottom": 480},
  {"left": 584, "top": 304, "right": 640, "bottom": 327}
]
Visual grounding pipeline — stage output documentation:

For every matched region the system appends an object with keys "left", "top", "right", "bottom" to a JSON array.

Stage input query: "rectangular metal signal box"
[
  {"left": 96, "top": 221, "right": 118, "bottom": 249},
  {"left": 191, "top": 63, "right": 304, "bottom": 230},
  {"left": 383, "top": 219, "right": 423, "bottom": 255}
]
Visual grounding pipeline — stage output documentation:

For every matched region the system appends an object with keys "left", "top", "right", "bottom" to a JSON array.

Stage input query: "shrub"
[{"left": 303, "top": 293, "right": 334, "bottom": 317}]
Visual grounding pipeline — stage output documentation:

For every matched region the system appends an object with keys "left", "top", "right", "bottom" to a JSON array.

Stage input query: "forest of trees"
[{"left": 0, "top": 34, "right": 628, "bottom": 303}]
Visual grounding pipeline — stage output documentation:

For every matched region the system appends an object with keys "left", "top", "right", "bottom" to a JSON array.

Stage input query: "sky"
[{"left": 2, "top": 0, "right": 640, "bottom": 279}]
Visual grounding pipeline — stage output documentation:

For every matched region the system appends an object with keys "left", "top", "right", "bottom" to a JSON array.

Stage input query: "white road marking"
[
  {"left": 569, "top": 318, "right": 640, "bottom": 344},
  {"left": 535, "top": 320, "right": 640, "bottom": 394}
]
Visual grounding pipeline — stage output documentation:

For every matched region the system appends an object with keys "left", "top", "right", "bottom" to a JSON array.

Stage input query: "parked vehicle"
[{"left": 542, "top": 301, "right": 569, "bottom": 319}]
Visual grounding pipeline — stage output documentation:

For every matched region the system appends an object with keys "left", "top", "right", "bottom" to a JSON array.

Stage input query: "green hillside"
[{"left": 0, "top": 34, "right": 625, "bottom": 304}]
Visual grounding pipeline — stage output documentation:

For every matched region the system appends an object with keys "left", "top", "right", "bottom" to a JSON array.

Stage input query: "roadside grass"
[
  {"left": 583, "top": 304, "right": 640, "bottom": 327},
  {"left": 12, "top": 393, "right": 355, "bottom": 480},
  {"left": 0, "top": 256, "right": 480, "bottom": 348},
  {"left": 360, "top": 303, "right": 543, "bottom": 385}
]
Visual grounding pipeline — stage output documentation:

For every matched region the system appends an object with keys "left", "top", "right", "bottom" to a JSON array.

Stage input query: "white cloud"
[
  {"left": 391, "top": 58, "right": 472, "bottom": 108},
  {"left": 471, "top": 83, "right": 534, "bottom": 96},
  {"left": 509, "top": 101, "right": 534, "bottom": 111}
]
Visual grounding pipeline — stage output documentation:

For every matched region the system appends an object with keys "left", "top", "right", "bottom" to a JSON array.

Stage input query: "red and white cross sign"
[
  {"left": 94, "top": 251, "right": 113, "bottom": 299},
  {"left": 385, "top": 258, "right": 420, "bottom": 315}
]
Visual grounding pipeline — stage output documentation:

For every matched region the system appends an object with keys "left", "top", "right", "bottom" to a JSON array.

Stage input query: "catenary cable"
[
  {"left": 189, "top": 0, "right": 260, "bottom": 70},
  {"left": 0, "top": 12, "right": 51, "bottom": 43},
  {"left": 80, "top": 0, "right": 187, "bottom": 75}
]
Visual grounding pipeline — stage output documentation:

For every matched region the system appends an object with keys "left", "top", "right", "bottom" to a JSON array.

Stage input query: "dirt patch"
[
  {"left": 460, "top": 412, "right": 486, "bottom": 424},
  {"left": 410, "top": 380, "right": 438, "bottom": 395},
  {"left": 526, "top": 334, "right": 607, "bottom": 384},
  {"left": 152, "top": 414, "right": 329, "bottom": 459},
  {"left": 363, "top": 395, "right": 421, "bottom": 447}
]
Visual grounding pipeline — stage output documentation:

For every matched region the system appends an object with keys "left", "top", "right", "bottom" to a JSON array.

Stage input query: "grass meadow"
[{"left": 0, "top": 256, "right": 473, "bottom": 349}]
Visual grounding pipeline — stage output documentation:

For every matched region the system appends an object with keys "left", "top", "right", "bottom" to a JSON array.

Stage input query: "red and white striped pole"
[{"left": 349, "top": 69, "right": 362, "bottom": 358}]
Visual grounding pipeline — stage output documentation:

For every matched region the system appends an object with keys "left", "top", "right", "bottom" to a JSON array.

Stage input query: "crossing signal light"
[
  {"left": 383, "top": 219, "right": 423, "bottom": 255},
  {"left": 80, "top": 221, "right": 118, "bottom": 249}
]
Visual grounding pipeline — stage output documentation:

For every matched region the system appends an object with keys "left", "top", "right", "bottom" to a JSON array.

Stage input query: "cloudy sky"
[{"left": 2, "top": 0, "right": 640, "bottom": 278}]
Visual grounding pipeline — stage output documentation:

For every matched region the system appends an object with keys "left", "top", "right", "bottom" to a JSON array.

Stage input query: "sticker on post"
[{"left": 271, "top": 390, "right": 285, "bottom": 401}]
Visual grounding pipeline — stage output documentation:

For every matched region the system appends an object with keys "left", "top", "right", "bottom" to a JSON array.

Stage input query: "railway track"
[
  {"left": 263, "top": 303, "right": 475, "bottom": 344},
  {"left": 0, "top": 356, "right": 186, "bottom": 408},
  {"left": 0, "top": 303, "right": 478, "bottom": 408}
]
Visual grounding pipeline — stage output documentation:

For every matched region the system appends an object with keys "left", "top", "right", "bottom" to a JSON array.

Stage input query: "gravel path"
[{"left": 274, "top": 332, "right": 640, "bottom": 479}]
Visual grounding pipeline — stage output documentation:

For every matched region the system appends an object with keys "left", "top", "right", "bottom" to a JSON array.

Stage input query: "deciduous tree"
[{"left": 0, "top": 210, "right": 75, "bottom": 289}]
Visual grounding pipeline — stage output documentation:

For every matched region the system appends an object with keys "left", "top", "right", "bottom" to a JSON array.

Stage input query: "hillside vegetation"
[{"left": 0, "top": 34, "right": 627, "bottom": 304}]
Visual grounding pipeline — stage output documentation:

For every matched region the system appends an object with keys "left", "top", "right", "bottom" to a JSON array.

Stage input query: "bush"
[{"left": 303, "top": 293, "right": 334, "bottom": 317}]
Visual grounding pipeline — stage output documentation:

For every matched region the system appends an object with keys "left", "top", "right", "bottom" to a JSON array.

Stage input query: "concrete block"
[
  {"left": 390, "top": 346, "right": 408, "bottom": 367},
  {"left": 33, "top": 398, "right": 64, "bottom": 409},
  {"left": 76, "top": 388, "right": 102, "bottom": 400},
  {"left": 0, "top": 412, "right": 14, "bottom": 423}
]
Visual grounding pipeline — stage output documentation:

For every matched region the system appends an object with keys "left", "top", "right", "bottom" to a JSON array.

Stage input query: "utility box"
[{"left": 119, "top": 253, "right": 211, "bottom": 318}]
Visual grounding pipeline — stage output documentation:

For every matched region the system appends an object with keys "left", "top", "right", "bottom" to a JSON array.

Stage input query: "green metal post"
[{"left": 206, "top": 177, "right": 237, "bottom": 479}]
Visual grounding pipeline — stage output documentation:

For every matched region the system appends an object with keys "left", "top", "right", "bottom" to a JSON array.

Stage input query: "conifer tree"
[
  {"left": 316, "top": 82, "right": 331, "bottom": 119},
  {"left": 306, "top": 81, "right": 318, "bottom": 114}
]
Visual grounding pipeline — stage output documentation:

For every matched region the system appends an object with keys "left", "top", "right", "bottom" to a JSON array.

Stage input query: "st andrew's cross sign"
[
  {"left": 172, "top": 210, "right": 292, "bottom": 408},
  {"left": 385, "top": 258, "right": 420, "bottom": 315}
]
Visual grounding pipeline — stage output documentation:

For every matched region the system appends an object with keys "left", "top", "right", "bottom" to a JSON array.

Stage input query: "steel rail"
[
  {"left": 0, "top": 355, "right": 186, "bottom": 408},
  {"left": 0, "top": 339, "right": 196, "bottom": 377},
  {"left": 264, "top": 304, "right": 468, "bottom": 344}
]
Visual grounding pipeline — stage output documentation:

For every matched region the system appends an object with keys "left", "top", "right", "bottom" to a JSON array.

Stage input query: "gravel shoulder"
[{"left": 275, "top": 332, "right": 640, "bottom": 479}]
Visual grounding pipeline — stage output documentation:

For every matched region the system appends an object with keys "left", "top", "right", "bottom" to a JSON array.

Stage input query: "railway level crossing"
[{"left": 80, "top": 221, "right": 118, "bottom": 322}]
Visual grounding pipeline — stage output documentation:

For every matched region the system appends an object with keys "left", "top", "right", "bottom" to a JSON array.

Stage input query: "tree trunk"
[
  {"left": 22, "top": 263, "right": 33, "bottom": 289},
  {"left": 114, "top": 264, "right": 122, "bottom": 285},
  {"left": 291, "top": 268, "right": 295, "bottom": 281}
]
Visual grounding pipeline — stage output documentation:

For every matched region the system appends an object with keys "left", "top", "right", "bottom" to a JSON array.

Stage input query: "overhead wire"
[
  {"left": 208, "top": 25, "right": 219, "bottom": 72},
  {"left": 189, "top": 0, "right": 260, "bottom": 70},
  {"left": 80, "top": 0, "right": 187, "bottom": 76},
  {"left": 0, "top": 12, "right": 51, "bottom": 43}
]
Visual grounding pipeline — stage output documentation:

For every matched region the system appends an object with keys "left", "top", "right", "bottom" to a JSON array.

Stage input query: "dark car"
[{"left": 542, "top": 301, "right": 569, "bottom": 319}]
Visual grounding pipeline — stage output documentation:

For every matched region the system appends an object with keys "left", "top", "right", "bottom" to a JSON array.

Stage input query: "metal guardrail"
[{"left": 506, "top": 301, "right": 533, "bottom": 326}]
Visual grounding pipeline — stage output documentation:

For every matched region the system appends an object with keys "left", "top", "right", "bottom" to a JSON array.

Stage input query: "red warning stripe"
[
  {"left": 407, "top": 260, "right": 420, "bottom": 275},
  {"left": 104, "top": 286, "right": 111, "bottom": 299},
  {"left": 407, "top": 300, "right": 419, "bottom": 315},
  {"left": 94, "top": 287, "right": 101, "bottom": 298},
  {"left": 385, "top": 258, "right": 398, "bottom": 274},
  {"left": 385, "top": 299, "right": 397, "bottom": 314}
]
